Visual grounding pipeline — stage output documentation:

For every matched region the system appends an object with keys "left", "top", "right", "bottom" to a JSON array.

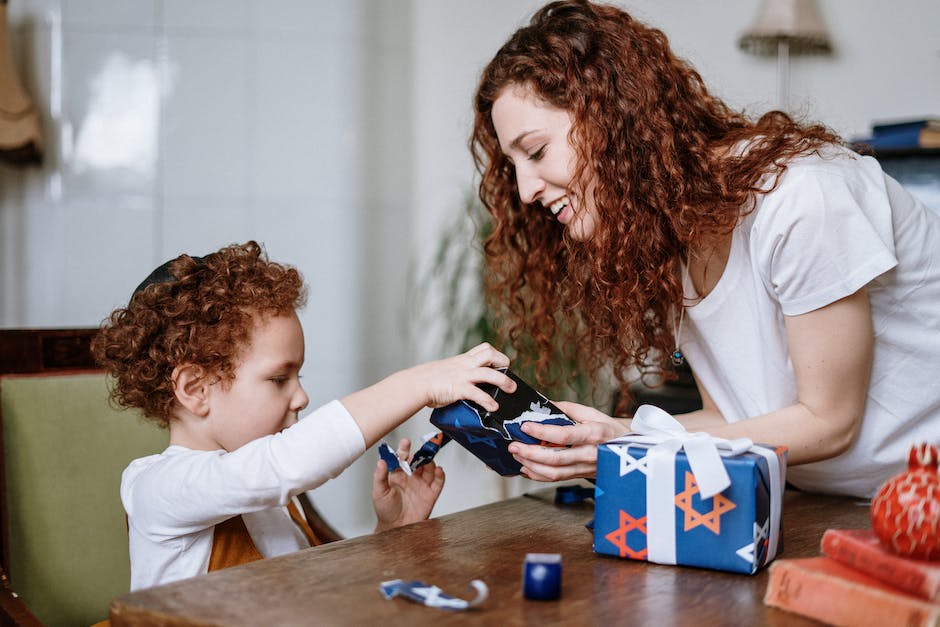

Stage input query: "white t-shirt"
[
  {"left": 122, "top": 399, "right": 366, "bottom": 590},
  {"left": 680, "top": 146, "right": 940, "bottom": 498}
]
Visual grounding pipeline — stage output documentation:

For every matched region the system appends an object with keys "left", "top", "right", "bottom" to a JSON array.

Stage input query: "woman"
[{"left": 470, "top": 0, "right": 940, "bottom": 498}]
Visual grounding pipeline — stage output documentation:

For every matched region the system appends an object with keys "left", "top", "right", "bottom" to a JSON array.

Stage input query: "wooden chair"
[
  {"left": 1, "top": 564, "right": 41, "bottom": 627},
  {"left": 0, "top": 328, "right": 164, "bottom": 626},
  {"left": 0, "top": 329, "right": 341, "bottom": 626}
]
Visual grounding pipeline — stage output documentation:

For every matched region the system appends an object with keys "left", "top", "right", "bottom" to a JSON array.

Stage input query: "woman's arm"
[
  {"left": 683, "top": 288, "right": 873, "bottom": 464},
  {"left": 510, "top": 288, "right": 873, "bottom": 479}
]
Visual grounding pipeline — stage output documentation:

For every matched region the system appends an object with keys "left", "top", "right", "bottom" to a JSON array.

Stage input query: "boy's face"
[{"left": 204, "top": 311, "right": 309, "bottom": 452}]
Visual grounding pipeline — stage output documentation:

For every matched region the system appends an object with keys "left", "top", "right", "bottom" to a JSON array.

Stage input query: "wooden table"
[{"left": 109, "top": 487, "right": 871, "bottom": 626}]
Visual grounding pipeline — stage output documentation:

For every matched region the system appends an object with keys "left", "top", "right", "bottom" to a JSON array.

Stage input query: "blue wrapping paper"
[
  {"left": 593, "top": 405, "right": 787, "bottom": 574},
  {"left": 378, "top": 442, "right": 411, "bottom": 475},
  {"left": 380, "top": 579, "right": 488, "bottom": 610},
  {"left": 429, "top": 368, "right": 574, "bottom": 476},
  {"left": 409, "top": 431, "right": 451, "bottom": 471},
  {"left": 379, "top": 432, "right": 452, "bottom": 475}
]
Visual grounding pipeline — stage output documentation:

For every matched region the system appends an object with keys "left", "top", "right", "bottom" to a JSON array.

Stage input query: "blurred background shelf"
[{"left": 867, "top": 146, "right": 940, "bottom": 217}]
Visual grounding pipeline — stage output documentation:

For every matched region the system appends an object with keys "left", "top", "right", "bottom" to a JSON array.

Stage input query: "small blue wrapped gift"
[
  {"left": 429, "top": 368, "right": 574, "bottom": 476},
  {"left": 593, "top": 405, "right": 786, "bottom": 574}
]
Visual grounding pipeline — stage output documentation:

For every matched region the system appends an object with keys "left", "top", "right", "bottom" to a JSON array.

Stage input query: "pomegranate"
[{"left": 870, "top": 443, "right": 940, "bottom": 560}]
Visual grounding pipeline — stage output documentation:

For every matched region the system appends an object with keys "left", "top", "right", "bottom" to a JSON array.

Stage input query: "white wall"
[{"left": 3, "top": 0, "right": 939, "bottom": 534}]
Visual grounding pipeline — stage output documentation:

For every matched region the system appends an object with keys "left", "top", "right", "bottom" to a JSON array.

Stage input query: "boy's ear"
[{"left": 172, "top": 364, "right": 210, "bottom": 417}]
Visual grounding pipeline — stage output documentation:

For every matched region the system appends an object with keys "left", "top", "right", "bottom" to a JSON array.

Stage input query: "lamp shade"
[
  {"left": 738, "top": 0, "right": 832, "bottom": 56},
  {"left": 0, "top": 0, "right": 43, "bottom": 165}
]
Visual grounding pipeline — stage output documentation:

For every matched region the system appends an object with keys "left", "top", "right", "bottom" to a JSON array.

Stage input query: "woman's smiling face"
[{"left": 490, "top": 84, "right": 597, "bottom": 241}]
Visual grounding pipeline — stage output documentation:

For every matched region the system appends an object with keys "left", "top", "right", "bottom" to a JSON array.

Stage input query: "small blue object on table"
[{"left": 522, "top": 553, "right": 562, "bottom": 601}]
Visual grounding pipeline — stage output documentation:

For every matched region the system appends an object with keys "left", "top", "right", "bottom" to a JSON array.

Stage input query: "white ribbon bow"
[{"left": 609, "top": 404, "right": 783, "bottom": 567}]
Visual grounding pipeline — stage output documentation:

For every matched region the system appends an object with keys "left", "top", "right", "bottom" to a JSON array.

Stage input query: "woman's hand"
[
  {"left": 372, "top": 438, "right": 445, "bottom": 532},
  {"left": 507, "top": 401, "right": 630, "bottom": 482}
]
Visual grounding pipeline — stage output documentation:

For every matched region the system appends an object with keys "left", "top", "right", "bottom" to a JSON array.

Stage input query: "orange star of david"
[
  {"left": 674, "top": 471, "right": 736, "bottom": 534},
  {"left": 605, "top": 510, "right": 648, "bottom": 559}
]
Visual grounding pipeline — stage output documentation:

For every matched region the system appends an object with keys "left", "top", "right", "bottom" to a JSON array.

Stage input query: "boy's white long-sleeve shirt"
[{"left": 121, "top": 399, "right": 366, "bottom": 591}]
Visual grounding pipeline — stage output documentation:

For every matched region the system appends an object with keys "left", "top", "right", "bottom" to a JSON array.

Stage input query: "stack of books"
[
  {"left": 764, "top": 528, "right": 940, "bottom": 626},
  {"left": 853, "top": 118, "right": 940, "bottom": 151}
]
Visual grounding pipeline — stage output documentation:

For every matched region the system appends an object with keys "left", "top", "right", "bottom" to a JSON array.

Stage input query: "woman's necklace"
[
  {"left": 672, "top": 254, "right": 689, "bottom": 367},
  {"left": 672, "top": 304, "right": 685, "bottom": 366}
]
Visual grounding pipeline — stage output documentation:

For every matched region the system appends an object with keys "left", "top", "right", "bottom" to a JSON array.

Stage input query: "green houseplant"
[{"left": 410, "top": 191, "right": 600, "bottom": 407}]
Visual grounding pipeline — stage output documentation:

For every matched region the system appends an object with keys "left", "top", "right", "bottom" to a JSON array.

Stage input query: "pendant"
[{"left": 671, "top": 350, "right": 684, "bottom": 367}]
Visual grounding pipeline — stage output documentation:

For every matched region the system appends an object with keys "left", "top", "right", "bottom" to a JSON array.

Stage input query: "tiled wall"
[{"left": 1, "top": 0, "right": 415, "bottom": 537}]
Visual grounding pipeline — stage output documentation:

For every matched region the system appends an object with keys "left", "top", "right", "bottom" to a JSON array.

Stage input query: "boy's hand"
[
  {"left": 340, "top": 342, "right": 514, "bottom": 449},
  {"left": 416, "top": 342, "right": 515, "bottom": 411},
  {"left": 373, "top": 438, "right": 445, "bottom": 532}
]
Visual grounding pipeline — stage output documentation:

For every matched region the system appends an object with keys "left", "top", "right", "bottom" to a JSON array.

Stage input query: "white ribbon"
[{"left": 609, "top": 404, "right": 784, "bottom": 567}]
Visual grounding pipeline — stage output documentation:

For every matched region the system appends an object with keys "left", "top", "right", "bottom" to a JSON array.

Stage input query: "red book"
[
  {"left": 821, "top": 528, "right": 940, "bottom": 601},
  {"left": 764, "top": 557, "right": 940, "bottom": 627}
]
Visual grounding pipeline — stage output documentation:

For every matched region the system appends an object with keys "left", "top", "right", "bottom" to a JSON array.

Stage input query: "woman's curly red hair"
[
  {"left": 471, "top": 0, "right": 840, "bottom": 404},
  {"left": 91, "top": 241, "right": 307, "bottom": 426}
]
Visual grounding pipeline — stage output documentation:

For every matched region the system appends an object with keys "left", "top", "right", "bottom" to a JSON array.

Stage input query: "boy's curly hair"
[
  {"left": 471, "top": 0, "right": 840, "bottom": 401},
  {"left": 92, "top": 241, "right": 307, "bottom": 427}
]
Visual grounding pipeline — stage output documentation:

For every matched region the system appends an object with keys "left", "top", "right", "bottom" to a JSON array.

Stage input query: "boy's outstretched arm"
[
  {"left": 340, "top": 343, "right": 514, "bottom": 449},
  {"left": 372, "top": 438, "right": 445, "bottom": 531}
]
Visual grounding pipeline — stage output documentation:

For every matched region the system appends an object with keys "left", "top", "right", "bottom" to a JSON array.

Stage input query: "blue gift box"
[
  {"left": 593, "top": 405, "right": 787, "bottom": 574},
  {"left": 429, "top": 368, "right": 574, "bottom": 476}
]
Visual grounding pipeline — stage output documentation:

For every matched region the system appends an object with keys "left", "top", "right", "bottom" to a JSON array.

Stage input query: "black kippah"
[{"left": 132, "top": 255, "right": 206, "bottom": 297}]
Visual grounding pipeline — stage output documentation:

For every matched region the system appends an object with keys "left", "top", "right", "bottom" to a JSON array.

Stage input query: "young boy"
[{"left": 92, "top": 241, "right": 514, "bottom": 591}]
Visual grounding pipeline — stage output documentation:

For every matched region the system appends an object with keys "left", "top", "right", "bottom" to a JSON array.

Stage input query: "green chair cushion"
[{"left": 1, "top": 373, "right": 167, "bottom": 627}]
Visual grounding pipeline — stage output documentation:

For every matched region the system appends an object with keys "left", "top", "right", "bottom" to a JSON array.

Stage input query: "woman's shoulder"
[
  {"left": 778, "top": 143, "right": 861, "bottom": 177},
  {"left": 779, "top": 144, "right": 886, "bottom": 188},
  {"left": 740, "top": 144, "right": 894, "bottom": 252},
  {"left": 754, "top": 145, "right": 886, "bottom": 212}
]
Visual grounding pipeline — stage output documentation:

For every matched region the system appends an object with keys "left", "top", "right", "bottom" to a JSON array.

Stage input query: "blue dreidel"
[{"left": 522, "top": 553, "right": 562, "bottom": 600}]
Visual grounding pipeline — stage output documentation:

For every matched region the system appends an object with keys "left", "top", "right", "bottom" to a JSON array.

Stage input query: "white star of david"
[
  {"left": 608, "top": 444, "right": 648, "bottom": 477},
  {"left": 754, "top": 519, "right": 769, "bottom": 545},
  {"left": 735, "top": 521, "right": 770, "bottom": 566},
  {"left": 736, "top": 541, "right": 755, "bottom": 565}
]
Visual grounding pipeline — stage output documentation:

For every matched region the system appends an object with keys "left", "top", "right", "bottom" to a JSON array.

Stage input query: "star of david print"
[
  {"left": 736, "top": 519, "right": 770, "bottom": 566},
  {"left": 674, "top": 471, "right": 736, "bottom": 534},
  {"left": 604, "top": 510, "right": 648, "bottom": 559},
  {"left": 607, "top": 444, "right": 648, "bottom": 477}
]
